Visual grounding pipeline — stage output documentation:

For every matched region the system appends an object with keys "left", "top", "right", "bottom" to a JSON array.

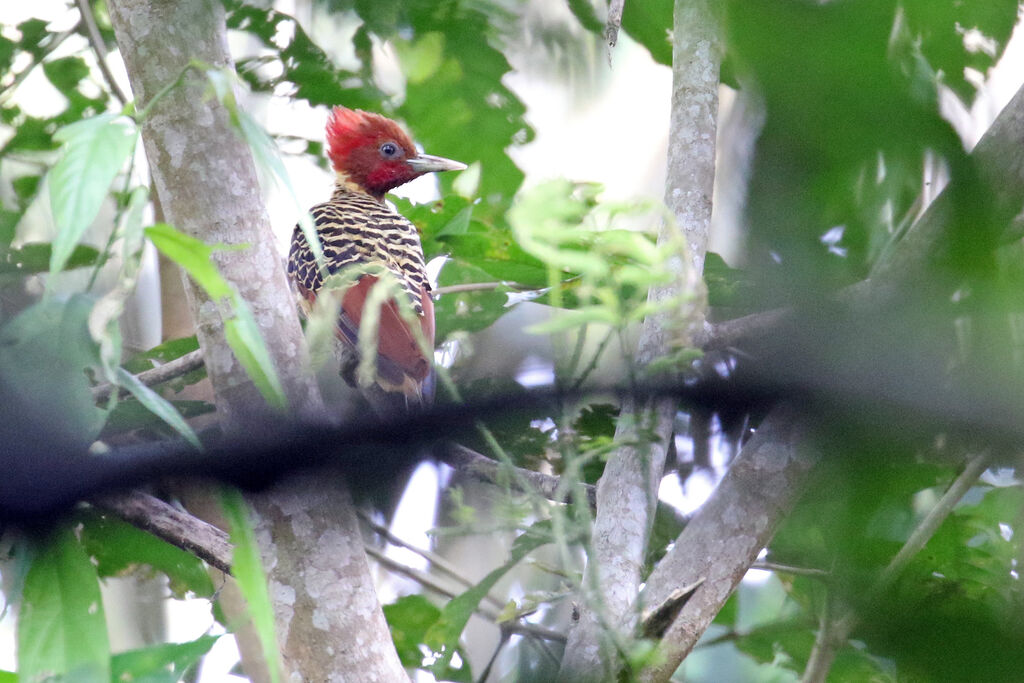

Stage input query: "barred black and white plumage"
[
  {"left": 287, "top": 187, "right": 430, "bottom": 316},
  {"left": 286, "top": 105, "right": 465, "bottom": 403}
]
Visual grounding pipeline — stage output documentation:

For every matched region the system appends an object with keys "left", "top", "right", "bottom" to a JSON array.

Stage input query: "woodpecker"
[{"left": 288, "top": 107, "right": 465, "bottom": 406}]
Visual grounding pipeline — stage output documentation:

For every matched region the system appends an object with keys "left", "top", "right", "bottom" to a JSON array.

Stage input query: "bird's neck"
[{"left": 333, "top": 172, "right": 385, "bottom": 203}]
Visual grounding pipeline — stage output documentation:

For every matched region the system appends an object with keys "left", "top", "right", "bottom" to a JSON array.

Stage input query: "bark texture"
[
  {"left": 636, "top": 409, "right": 814, "bottom": 681},
  {"left": 251, "top": 474, "right": 409, "bottom": 683},
  {"left": 107, "top": 0, "right": 319, "bottom": 425},
  {"left": 108, "top": 2, "right": 406, "bottom": 681},
  {"left": 558, "top": 0, "right": 721, "bottom": 679}
]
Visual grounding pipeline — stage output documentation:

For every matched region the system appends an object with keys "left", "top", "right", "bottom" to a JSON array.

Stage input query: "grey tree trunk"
[
  {"left": 107, "top": 1, "right": 408, "bottom": 680},
  {"left": 558, "top": 0, "right": 721, "bottom": 679}
]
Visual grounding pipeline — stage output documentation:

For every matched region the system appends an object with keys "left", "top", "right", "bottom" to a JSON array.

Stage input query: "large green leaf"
[
  {"left": 225, "top": 2, "right": 382, "bottom": 110},
  {"left": 395, "top": 6, "right": 529, "bottom": 204},
  {"left": 17, "top": 526, "right": 110, "bottom": 683},
  {"left": 110, "top": 636, "right": 219, "bottom": 683},
  {"left": 220, "top": 487, "right": 281, "bottom": 683},
  {"left": 620, "top": 0, "right": 673, "bottom": 65},
  {"left": 101, "top": 399, "right": 214, "bottom": 439},
  {"left": 433, "top": 260, "right": 511, "bottom": 343},
  {"left": 382, "top": 595, "right": 472, "bottom": 682},
  {"left": 47, "top": 113, "right": 137, "bottom": 277},
  {"left": 0, "top": 296, "right": 106, "bottom": 445},
  {"left": 145, "top": 223, "right": 287, "bottom": 411}
]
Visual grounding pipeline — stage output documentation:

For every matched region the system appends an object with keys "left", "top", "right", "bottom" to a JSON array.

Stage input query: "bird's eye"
[{"left": 379, "top": 142, "right": 400, "bottom": 159}]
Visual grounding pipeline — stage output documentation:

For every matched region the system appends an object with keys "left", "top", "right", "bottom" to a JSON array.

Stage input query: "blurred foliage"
[{"left": 1, "top": 0, "right": 1024, "bottom": 682}]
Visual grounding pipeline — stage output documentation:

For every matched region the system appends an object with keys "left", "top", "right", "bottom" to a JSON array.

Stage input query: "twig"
[
  {"left": 93, "top": 491, "right": 232, "bottom": 573},
  {"left": 606, "top": 0, "right": 625, "bottom": 49},
  {"left": 357, "top": 510, "right": 489, "bottom": 596},
  {"left": 92, "top": 348, "right": 205, "bottom": 401},
  {"left": 433, "top": 282, "right": 506, "bottom": 296},
  {"left": 364, "top": 544, "right": 567, "bottom": 644},
  {"left": 750, "top": 561, "right": 829, "bottom": 578},
  {"left": 800, "top": 589, "right": 836, "bottom": 683},
  {"left": 440, "top": 442, "right": 597, "bottom": 509},
  {"left": 873, "top": 450, "right": 994, "bottom": 594},
  {"left": 76, "top": 0, "right": 128, "bottom": 105}
]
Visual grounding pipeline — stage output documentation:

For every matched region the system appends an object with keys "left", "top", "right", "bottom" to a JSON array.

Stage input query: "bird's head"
[{"left": 325, "top": 106, "right": 466, "bottom": 199}]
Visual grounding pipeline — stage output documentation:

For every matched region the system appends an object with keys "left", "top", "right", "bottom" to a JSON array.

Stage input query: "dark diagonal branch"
[
  {"left": 440, "top": 442, "right": 596, "bottom": 509},
  {"left": 76, "top": 0, "right": 129, "bottom": 105},
  {"left": 93, "top": 491, "right": 232, "bottom": 573}
]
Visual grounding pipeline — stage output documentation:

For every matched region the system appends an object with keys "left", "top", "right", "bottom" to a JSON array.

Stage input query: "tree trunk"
[
  {"left": 107, "top": 1, "right": 408, "bottom": 680},
  {"left": 558, "top": 0, "right": 721, "bottom": 679}
]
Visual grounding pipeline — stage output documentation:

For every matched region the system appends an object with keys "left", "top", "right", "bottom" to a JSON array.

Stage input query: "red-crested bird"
[{"left": 288, "top": 107, "right": 465, "bottom": 408}]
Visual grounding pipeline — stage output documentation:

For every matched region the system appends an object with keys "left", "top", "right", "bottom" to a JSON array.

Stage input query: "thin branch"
[
  {"left": 750, "top": 561, "right": 829, "bottom": 578},
  {"left": 94, "top": 348, "right": 594, "bottom": 509},
  {"left": 364, "top": 544, "right": 567, "bottom": 644},
  {"left": 874, "top": 450, "right": 994, "bottom": 594},
  {"left": 93, "top": 491, "right": 232, "bottom": 573},
  {"left": 91, "top": 348, "right": 205, "bottom": 401},
  {"left": 801, "top": 590, "right": 837, "bottom": 683},
  {"left": 440, "top": 442, "right": 597, "bottom": 509},
  {"left": 358, "top": 510, "right": 487, "bottom": 595},
  {"left": 433, "top": 281, "right": 506, "bottom": 296},
  {"left": 606, "top": 0, "right": 625, "bottom": 49},
  {"left": 800, "top": 450, "right": 995, "bottom": 683},
  {"left": 76, "top": 0, "right": 129, "bottom": 105}
]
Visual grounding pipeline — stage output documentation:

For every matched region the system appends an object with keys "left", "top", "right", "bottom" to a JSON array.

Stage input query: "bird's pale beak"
[{"left": 407, "top": 154, "right": 467, "bottom": 174}]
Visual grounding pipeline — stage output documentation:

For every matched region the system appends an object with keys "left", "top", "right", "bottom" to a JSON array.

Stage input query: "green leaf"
[
  {"left": 383, "top": 595, "right": 444, "bottom": 667},
  {"left": 18, "top": 526, "right": 111, "bottom": 683},
  {"left": 220, "top": 487, "right": 281, "bottom": 683},
  {"left": 0, "top": 242, "right": 101, "bottom": 275},
  {"left": 393, "top": 32, "right": 445, "bottom": 84},
  {"left": 78, "top": 510, "right": 215, "bottom": 599},
  {"left": 110, "top": 636, "right": 219, "bottom": 683},
  {"left": 0, "top": 206, "right": 20, "bottom": 246},
  {"left": 424, "top": 521, "right": 552, "bottom": 672},
  {"left": 392, "top": 3, "right": 531, "bottom": 203},
  {"left": 115, "top": 367, "right": 201, "bottom": 449},
  {"left": 123, "top": 336, "right": 200, "bottom": 373},
  {"left": 47, "top": 113, "right": 137, "bottom": 277},
  {"left": 567, "top": 0, "right": 605, "bottom": 35},
  {"left": 146, "top": 223, "right": 287, "bottom": 410},
  {"left": 899, "top": 0, "right": 1020, "bottom": 104},
  {"left": 42, "top": 56, "right": 90, "bottom": 93},
  {"left": 433, "top": 260, "right": 510, "bottom": 343},
  {"left": 11, "top": 174, "right": 40, "bottom": 205},
  {"left": 101, "top": 399, "right": 214, "bottom": 439},
  {"left": 0, "top": 671, "right": 14, "bottom": 683},
  {"left": 225, "top": 2, "right": 382, "bottom": 110},
  {"left": 620, "top": 0, "right": 673, "bottom": 65},
  {"left": 144, "top": 224, "right": 234, "bottom": 299},
  {"left": 17, "top": 19, "right": 49, "bottom": 59}
]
